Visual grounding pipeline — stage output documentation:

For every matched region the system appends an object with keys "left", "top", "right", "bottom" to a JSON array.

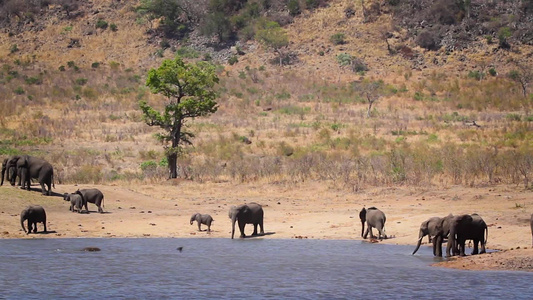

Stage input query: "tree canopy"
[{"left": 139, "top": 56, "right": 219, "bottom": 178}]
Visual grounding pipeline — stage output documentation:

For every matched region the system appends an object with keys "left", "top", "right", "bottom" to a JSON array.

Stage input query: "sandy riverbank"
[{"left": 1, "top": 181, "right": 531, "bottom": 272}]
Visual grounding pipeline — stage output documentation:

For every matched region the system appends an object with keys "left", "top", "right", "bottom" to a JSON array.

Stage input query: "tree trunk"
[{"left": 168, "top": 152, "right": 178, "bottom": 179}]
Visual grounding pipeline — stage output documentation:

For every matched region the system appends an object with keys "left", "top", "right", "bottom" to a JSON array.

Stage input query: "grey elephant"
[
  {"left": 21, "top": 205, "right": 47, "bottom": 234},
  {"left": 359, "top": 207, "right": 387, "bottom": 240},
  {"left": 8, "top": 155, "right": 54, "bottom": 195},
  {"left": 412, "top": 217, "right": 442, "bottom": 255},
  {"left": 1, "top": 155, "right": 22, "bottom": 186},
  {"left": 75, "top": 188, "right": 105, "bottom": 213},
  {"left": 446, "top": 213, "right": 488, "bottom": 257},
  {"left": 432, "top": 213, "right": 455, "bottom": 257},
  {"left": 228, "top": 202, "right": 264, "bottom": 239},
  {"left": 64, "top": 193, "right": 84, "bottom": 213},
  {"left": 530, "top": 213, "right": 532, "bottom": 247},
  {"left": 190, "top": 213, "right": 214, "bottom": 232}
]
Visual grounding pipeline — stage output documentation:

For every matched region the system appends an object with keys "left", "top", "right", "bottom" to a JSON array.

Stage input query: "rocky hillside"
[{"left": 0, "top": 0, "right": 532, "bottom": 189}]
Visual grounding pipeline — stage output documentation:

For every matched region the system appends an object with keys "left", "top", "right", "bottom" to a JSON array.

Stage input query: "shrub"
[
  {"left": 228, "top": 56, "right": 239, "bottom": 65},
  {"left": 330, "top": 33, "right": 346, "bottom": 45},
  {"left": 110, "top": 23, "right": 118, "bottom": 32},
  {"left": 96, "top": 19, "right": 108, "bottom": 30},
  {"left": 59, "top": 65, "right": 65, "bottom": 71},
  {"left": 10, "top": 44, "right": 18, "bottom": 53},
  {"left": 416, "top": 31, "right": 440, "bottom": 50},
  {"left": 488, "top": 68, "right": 497, "bottom": 76},
  {"left": 288, "top": 0, "right": 300, "bottom": 16},
  {"left": 75, "top": 78, "right": 88, "bottom": 85},
  {"left": 14, "top": 87, "right": 25, "bottom": 95},
  {"left": 91, "top": 62, "right": 100, "bottom": 68},
  {"left": 67, "top": 61, "right": 76, "bottom": 68},
  {"left": 506, "top": 113, "right": 521, "bottom": 121}
]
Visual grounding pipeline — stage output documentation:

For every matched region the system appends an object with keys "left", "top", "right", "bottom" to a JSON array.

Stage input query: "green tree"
[
  {"left": 139, "top": 56, "right": 219, "bottom": 178},
  {"left": 353, "top": 79, "right": 386, "bottom": 118},
  {"left": 201, "top": 11, "right": 233, "bottom": 42},
  {"left": 255, "top": 19, "right": 289, "bottom": 66}
]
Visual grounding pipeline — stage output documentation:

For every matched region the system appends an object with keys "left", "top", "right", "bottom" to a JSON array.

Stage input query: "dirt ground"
[{"left": 1, "top": 181, "right": 531, "bottom": 272}]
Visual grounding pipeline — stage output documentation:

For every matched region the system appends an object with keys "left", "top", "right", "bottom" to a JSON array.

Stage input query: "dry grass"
[{"left": 0, "top": 0, "right": 532, "bottom": 191}]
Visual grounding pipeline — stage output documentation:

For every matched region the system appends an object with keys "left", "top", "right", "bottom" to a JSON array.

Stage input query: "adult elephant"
[
  {"left": 359, "top": 207, "right": 387, "bottom": 240},
  {"left": 75, "top": 188, "right": 105, "bottom": 213},
  {"left": 21, "top": 205, "right": 47, "bottom": 234},
  {"left": 432, "top": 214, "right": 454, "bottom": 257},
  {"left": 228, "top": 203, "right": 264, "bottom": 239},
  {"left": 530, "top": 213, "right": 533, "bottom": 247},
  {"left": 412, "top": 217, "right": 442, "bottom": 255},
  {"left": 1, "top": 155, "right": 21, "bottom": 186},
  {"left": 446, "top": 213, "right": 488, "bottom": 257},
  {"left": 12, "top": 155, "right": 54, "bottom": 196}
]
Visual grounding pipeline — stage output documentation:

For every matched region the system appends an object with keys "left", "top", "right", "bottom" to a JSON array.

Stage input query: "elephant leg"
[
  {"left": 207, "top": 224, "right": 211, "bottom": 232},
  {"left": 363, "top": 226, "right": 370, "bottom": 239},
  {"left": 368, "top": 226, "right": 376, "bottom": 239},
  {"left": 238, "top": 220, "right": 246, "bottom": 238},
  {"left": 459, "top": 240, "right": 466, "bottom": 256},
  {"left": 26, "top": 221, "right": 32, "bottom": 234},
  {"left": 32, "top": 222, "right": 37, "bottom": 233},
  {"left": 98, "top": 205, "right": 103, "bottom": 213},
  {"left": 433, "top": 236, "right": 440, "bottom": 256},
  {"left": 377, "top": 226, "right": 387, "bottom": 239},
  {"left": 197, "top": 222, "right": 202, "bottom": 231},
  {"left": 43, "top": 221, "right": 47, "bottom": 233},
  {"left": 259, "top": 221, "right": 264, "bottom": 235},
  {"left": 252, "top": 223, "right": 258, "bottom": 236},
  {"left": 472, "top": 239, "right": 479, "bottom": 255}
]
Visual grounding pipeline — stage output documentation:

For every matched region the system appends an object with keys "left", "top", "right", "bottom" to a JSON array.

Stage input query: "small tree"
[
  {"left": 139, "top": 56, "right": 219, "bottom": 178},
  {"left": 354, "top": 80, "right": 386, "bottom": 118},
  {"left": 255, "top": 19, "right": 289, "bottom": 66}
]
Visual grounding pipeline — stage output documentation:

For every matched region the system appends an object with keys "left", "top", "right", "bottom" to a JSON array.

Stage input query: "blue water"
[{"left": 0, "top": 238, "right": 530, "bottom": 299}]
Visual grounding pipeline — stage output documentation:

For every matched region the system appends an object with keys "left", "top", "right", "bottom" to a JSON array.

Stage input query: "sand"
[{"left": 1, "top": 181, "right": 531, "bottom": 272}]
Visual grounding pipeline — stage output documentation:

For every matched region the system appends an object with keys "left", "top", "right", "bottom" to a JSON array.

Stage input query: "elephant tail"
[{"left": 52, "top": 174, "right": 55, "bottom": 189}]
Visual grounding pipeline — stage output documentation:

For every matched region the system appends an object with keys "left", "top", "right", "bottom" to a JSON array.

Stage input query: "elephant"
[
  {"left": 432, "top": 213, "right": 455, "bottom": 257},
  {"left": 64, "top": 193, "right": 84, "bottom": 213},
  {"left": 1, "top": 155, "right": 22, "bottom": 186},
  {"left": 446, "top": 213, "right": 488, "bottom": 257},
  {"left": 359, "top": 207, "right": 387, "bottom": 240},
  {"left": 530, "top": 213, "right": 532, "bottom": 247},
  {"left": 75, "top": 188, "right": 105, "bottom": 213},
  {"left": 8, "top": 155, "right": 54, "bottom": 195},
  {"left": 228, "top": 202, "right": 264, "bottom": 239},
  {"left": 190, "top": 213, "right": 214, "bottom": 232},
  {"left": 412, "top": 217, "right": 442, "bottom": 255},
  {"left": 21, "top": 205, "right": 47, "bottom": 234}
]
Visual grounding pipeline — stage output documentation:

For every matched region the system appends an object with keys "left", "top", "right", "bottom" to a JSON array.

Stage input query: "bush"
[
  {"left": 330, "top": 33, "right": 346, "bottom": 45},
  {"left": 288, "top": 0, "right": 300, "bottom": 16},
  {"left": 110, "top": 23, "right": 118, "bottom": 32},
  {"left": 75, "top": 78, "right": 88, "bottom": 85},
  {"left": 96, "top": 19, "right": 108, "bottom": 30},
  {"left": 91, "top": 62, "right": 100, "bottom": 69},
  {"left": 10, "top": 44, "right": 18, "bottom": 53},
  {"left": 416, "top": 31, "right": 440, "bottom": 50},
  {"left": 14, "top": 87, "right": 25, "bottom": 95},
  {"left": 228, "top": 55, "right": 239, "bottom": 65}
]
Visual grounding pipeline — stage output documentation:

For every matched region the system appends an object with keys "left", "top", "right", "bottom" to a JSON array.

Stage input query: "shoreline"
[{"left": 1, "top": 181, "right": 532, "bottom": 272}]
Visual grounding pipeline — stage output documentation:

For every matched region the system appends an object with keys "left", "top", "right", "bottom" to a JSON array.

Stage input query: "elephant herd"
[
  {"left": 2, "top": 155, "right": 106, "bottom": 234},
  {"left": 1, "top": 155, "right": 54, "bottom": 196},
  {"left": 4, "top": 155, "right": 532, "bottom": 253},
  {"left": 411, "top": 213, "right": 489, "bottom": 257}
]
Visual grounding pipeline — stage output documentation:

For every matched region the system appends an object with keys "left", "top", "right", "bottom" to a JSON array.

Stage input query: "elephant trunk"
[
  {"left": 20, "top": 214, "right": 27, "bottom": 233},
  {"left": 231, "top": 215, "right": 237, "bottom": 239},
  {"left": 412, "top": 230, "right": 425, "bottom": 255}
]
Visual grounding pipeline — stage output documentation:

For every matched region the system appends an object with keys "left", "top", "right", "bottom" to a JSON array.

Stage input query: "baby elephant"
[
  {"left": 190, "top": 213, "right": 214, "bottom": 232},
  {"left": 63, "top": 193, "right": 84, "bottom": 213},
  {"left": 21, "top": 205, "right": 47, "bottom": 234}
]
